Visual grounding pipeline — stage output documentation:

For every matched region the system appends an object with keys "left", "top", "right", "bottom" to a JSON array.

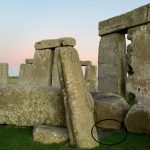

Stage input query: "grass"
[
  {"left": 0, "top": 125, "right": 67, "bottom": 150},
  {"left": 125, "top": 96, "right": 135, "bottom": 108},
  {"left": 8, "top": 77, "right": 18, "bottom": 84},
  {"left": 0, "top": 125, "right": 149, "bottom": 150}
]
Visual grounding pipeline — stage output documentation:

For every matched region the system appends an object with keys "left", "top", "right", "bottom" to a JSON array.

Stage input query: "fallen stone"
[
  {"left": 57, "top": 46, "right": 99, "bottom": 149},
  {"left": 0, "top": 63, "right": 8, "bottom": 85},
  {"left": 35, "top": 37, "right": 76, "bottom": 50},
  {"left": 99, "top": 4, "right": 150, "bottom": 35},
  {"left": 25, "top": 59, "right": 34, "bottom": 64},
  {"left": 92, "top": 92, "right": 129, "bottom": 129},
  {"left": 33, "top": 125, "right": 68, "bottom": 144},
  {"left": 125, "top": 98, "right": 150, "bottom": 134},
  {"left": 0, "top": 85, "right": 65, "bottom": 126},
  {"left": 80, "top": 60, "right": 92, "bottom": 66},
  {"left": 85, "top": 65, "right": 97, "bottom": 91}
]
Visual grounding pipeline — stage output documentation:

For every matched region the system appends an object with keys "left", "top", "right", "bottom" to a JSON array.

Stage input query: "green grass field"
[{"left": 0, "top": 125, "right": 149, "bottom": 150}]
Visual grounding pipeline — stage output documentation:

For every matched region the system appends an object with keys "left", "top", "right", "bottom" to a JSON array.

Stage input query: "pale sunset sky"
[{"left": 0, "top": 0, "right": 149, "bottom": 76}]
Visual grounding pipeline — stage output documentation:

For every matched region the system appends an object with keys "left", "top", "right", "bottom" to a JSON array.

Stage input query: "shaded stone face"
[
  {"left": 18, "top": 49, "right": 53, "bottom": 87},
  {"left": 98, "top": 33, "right": 126, "bottom": 96},
  {"left": 51, "top": 48, "right": 61, "bottom": 88},
  {"left": 0, "top": 85, "right": 65, "bottom": 126},
  {"left": 35, "top": 37, "right": 76, "bottom": 50},
  {"left": 126, "top": 24, "right": 150, "bottom": 100},
  {"left": 0, "top": 63, "right": 8, "bottom": 85},
  {"left": 33, "top": 125, "right": 68, "bottom": 144},
  {"left": 57, "top": 46, "right": 99, "bottom": 149}
]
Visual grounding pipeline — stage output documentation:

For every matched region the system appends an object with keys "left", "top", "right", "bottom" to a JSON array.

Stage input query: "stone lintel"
[
  {"left": 80, "top": 60, "right": 92, "bottom": 66},
  {"left": 99, "top": 4, "right": 150, "bottom": 35},
  {"left": 25, "top": 59, "right": 34, "bottom": 64},
  {"left": 35, "top": 37, "right": 76, "bottom": 50}
]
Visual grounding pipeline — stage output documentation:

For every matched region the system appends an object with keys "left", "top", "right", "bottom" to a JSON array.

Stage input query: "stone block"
[
  {"left": 35, "top": 37, "right": 76, "bottom": 50},
  {"left": 19, "top": 49, "right": 53, "bottom": 87},
  {"left": 98, "top": 75, "right": 118, "bottom": 94},
  {"left": 80, "top": 60, "right": 92, "bottom": 66},
  {"left": 126, "top": 24, "right": 150, "bottom": 99},
  {"left": 125, "top": 98, "right": 150, "bottom": 134},
  {"left": 98, "top": 64, "right": 117, "bottom": 76},
  {"left": 0, "top": 85, "right": 65, "bottom": 126},
  {"left": 18, "top": 63, "right": 33, "bottom": 85},
  {"left": 85, "top": 65, "right": 97, "bottom": 91},
  {"left": 92, "top": 92, "right": 129, "bottom": 129},
  {"left": 98, "top": 33, "right": 126, "bottom": 96},
  {"left": 33, "top": 125, "right": 68, "bottom": 144},
  {"left": 57, "top": 46, "right": 99, "bottom": 149},
  {"left": 25, "top": 59, "right": 34, "bottom": 64},
  {"left": 99, "top": 4, "right": 150, "bottom": 35},
  {"left": 0, "top": 63, "right": 8, "bottom": 85}
]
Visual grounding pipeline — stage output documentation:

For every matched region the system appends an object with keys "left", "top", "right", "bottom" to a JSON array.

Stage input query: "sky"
[{"left": 0, "top": 0, "right": 149, "bottom": 76}]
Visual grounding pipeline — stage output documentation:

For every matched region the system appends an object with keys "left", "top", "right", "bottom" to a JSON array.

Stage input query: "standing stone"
[
  {"left": 18, "top": 63, "right": 33, "bottom": 85},
  {"left": 57, "top": 46, "right": 99, "bottom": 149},
  {"left": 33, "top": 125, "right": 68, "bottom": 144},
  {"left": 19, "top": 49, "right": 53, "bottom": 87},
  {"left": 126, "top": 24, "right": 150, "bottom": 101},
  {"left": 85, "top": 65, "right": 97, "bottom": 91},
  {"left": 51, "top": 48, "right": 61, "bottom": 88},
  {"left": 98, "top": 33, "right": 126, "bottom": 96},
  {"left": 0, "top": 63, "right": 8, "bottom": 85}
]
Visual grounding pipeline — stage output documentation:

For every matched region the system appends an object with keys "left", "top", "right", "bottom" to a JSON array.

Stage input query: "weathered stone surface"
[
  {"left": 0, "top": 85, "right": 65, "bottom": 126},
  {"left": 57, "top": 46, "right": 99, "bottom": 148},
  {"left": 85, "top": 65, "right": 97, "bottom": 91},
  {"left": 92, "top": 92, "right": 129, "bottom": 129},
  {"left": 33, "top": 125, "right": 68, "bottom": 144},
  {"left": 35, "top": 37, "right": 76, "bottom": 50},
  {"left": 99, "top": 4, "right": 150, "bottom": 35},
  {"left": 0, "top": 63, "right": 8, "bottom": 85},
  {"left": 52, "top": 48, "right": 61, "bottom": 88},
  {"left": 25, "top": 59, "right": 34, "bottom": 64},
  {"left": 80, "top": 60, "right": 92, "bottom": 66},
  {"left": 126, "top": 24, "right": 150, "bottom": 100},
  {"left": 18, "top": 49, "right": 53, "bottom": 87},
  {"left": 98, "top": 33, "right": 126, "bottom": 96},
  {"left": 125, "top": 98, "right": 150, "bottom": 134}
]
